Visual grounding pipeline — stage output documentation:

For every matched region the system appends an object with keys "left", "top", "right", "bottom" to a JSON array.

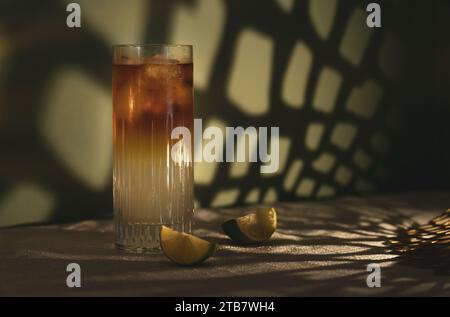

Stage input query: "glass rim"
[{"left": 112, "top": 43, "right": 193, "bottom": 49}]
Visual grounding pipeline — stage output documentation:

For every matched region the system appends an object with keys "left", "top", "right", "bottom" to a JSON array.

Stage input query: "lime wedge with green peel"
[
  {"left": 222, "top": 207, "right": 277, "bottom": 244},
  {"left": 160, "top": 226, "right": 216, "bottom": 266}
]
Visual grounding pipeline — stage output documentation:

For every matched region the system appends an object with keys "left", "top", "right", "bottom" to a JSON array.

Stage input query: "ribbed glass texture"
[{"left": 112, "top": 44, "right": 194, "bottom": 253}]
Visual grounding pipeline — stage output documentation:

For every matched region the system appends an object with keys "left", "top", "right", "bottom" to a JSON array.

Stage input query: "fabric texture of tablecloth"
[{"left": 1, "top": 191, "right": 450, "bottom": 296}]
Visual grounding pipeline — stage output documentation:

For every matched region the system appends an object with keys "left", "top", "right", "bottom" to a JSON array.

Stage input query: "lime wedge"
[
  {"left": 160, "top": 226, "right": 216, "bottom": 266},
  {"left": 222, "top": 207, "right": 277, "bottom": 244}
]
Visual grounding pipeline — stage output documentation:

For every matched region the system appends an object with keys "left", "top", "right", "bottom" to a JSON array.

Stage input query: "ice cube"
[
  {"left": 137, "top": 88, "right": 168, "bottom": 116},
  {"left": 144, "top": 63, "right": 181, "bottom": 85}
]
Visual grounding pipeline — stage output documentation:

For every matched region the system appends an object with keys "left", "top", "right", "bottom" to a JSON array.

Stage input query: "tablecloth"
[{"left": 1, "top": 192, "right": 450, "bottom": 296}]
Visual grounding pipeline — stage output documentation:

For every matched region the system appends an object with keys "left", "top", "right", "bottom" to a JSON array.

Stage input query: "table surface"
[{"left": 1, "top": 191, "right": 450, "bottom": 297}]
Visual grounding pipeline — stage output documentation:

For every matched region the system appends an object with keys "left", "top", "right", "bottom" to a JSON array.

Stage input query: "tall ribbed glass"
[{"left": 112, "top": 44, "right": 194, "bottom": 253}]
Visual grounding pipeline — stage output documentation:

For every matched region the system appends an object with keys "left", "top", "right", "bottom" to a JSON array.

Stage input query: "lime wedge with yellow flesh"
[
  {"left": 222, "top": 207, "right": 277, "bottom": 244},
  {"left": 160, "top": 226, "right": 216, "bottom": 266}
]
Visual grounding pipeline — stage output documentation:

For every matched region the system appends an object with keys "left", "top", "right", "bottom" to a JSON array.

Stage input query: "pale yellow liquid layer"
[{"left": 113, "top": 140, "right": 193, "bottom": 224}]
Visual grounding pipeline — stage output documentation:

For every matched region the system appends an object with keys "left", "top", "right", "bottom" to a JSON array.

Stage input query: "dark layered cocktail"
[{"left": 112, "top": 45, "right": 193, "bottom": 252}]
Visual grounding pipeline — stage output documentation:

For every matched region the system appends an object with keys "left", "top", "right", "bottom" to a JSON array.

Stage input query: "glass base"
[
  {"left": 114, "top": 220, "right": 192, "bottom": 254},
  {"left": 115, "top": 221, "right": 161, "bottom": 253},
  {"left": 115, "top": 242, "right": 162, "bottom": 254}
]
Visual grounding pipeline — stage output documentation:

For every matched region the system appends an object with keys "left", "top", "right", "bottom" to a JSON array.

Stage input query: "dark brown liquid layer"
[{"left": 113, "top": 62, "right": 193, "bottom": 141}]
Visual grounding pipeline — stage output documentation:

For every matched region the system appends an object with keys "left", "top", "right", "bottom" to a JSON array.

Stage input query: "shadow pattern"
[
  {"left": 1, "top": 192, "right": 449, "bottom": 296},
  {"left": 0, "top": 0, "right": 447, "bottom": 225},
  {"left": 387, "top": 209, "right": 450, "bottom": 276}
]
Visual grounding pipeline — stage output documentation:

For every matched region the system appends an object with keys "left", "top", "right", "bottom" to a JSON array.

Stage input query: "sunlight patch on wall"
[
  {"left": 245, "top": 188, "right": 261, "bottom": 204},
  {"left": 40, "top": 68, "right": 112, "bottom": 191},
  {"left": 228, "top": 28, "right": 273, "bottom": 116},
  {"left": 262, "top": 137, "right": 291, "bottom": 177},
  {"left": 194, "top": 161, "right": 219, "bottom": 186},
  {"left": 334, "top": 165, "right": 353, "bottom": 186},
  {"left": 378, "top": 33, "right": 405, "bottom": 83},
  {"left": 371, "top": 132, "right": 390, "bottom": 157},
  {"left": 330, "top": 122, "right": 358, "bottom": 151},
  {"left": 282, "top": 42, "right": 313, "bottom": 109},
  {"left": 313, "top": 67, "right": 342, "bottom": 114},
  {"left": 353, "top": 148, "right": 372, "bottom": 171},
  {"left": 0, "top": 182, "right": 55, "bottom": 227},
  {"left": 170, "top": 0, "right": 225, "bottom": 89},
  {"left": 283, "top": 159, "right": 304, "bottom": 191},
  {"left": 229, "top": 126, "right": 258, "bottom": 179},
  {"left": 296, "top": 178, "right": 316, "bottom": 197},
  {"left": 346, "top": 80, "right": 383, "bottom": 119},
  {"left": 275, "top": 0, "right": 295, "bottom": 14},
  {"left": 339, "top": 8, "right": 374, "bottom": 66},
  {"left": 309, "top": 0, "right": 338, "bottom": 40},
  {"left": 263, "top": 188, "right": 278, "bottom": 203},
  {"left": 355, "top": 179, "right": 376, "bottom": 194},
  {"left": 316, "top": 184, "right": 336, "bottom": 199},
  {"left": 229, "top": 162, "right": 249, "bottom": 179},
  {"left": 194, "top": 118, "right": 226, "bottom": 185},
  {"left": 73, "top": 0, "right": 149, "bottom": 45},
  {"left": 312, "top": 152, "right": 336, "bottom": 174},
  {"left": 211, "top": 188, "right": 240, "bottom": 208},
  {"left": 305, "top": 122, "right": 325, "bottom": 151}
]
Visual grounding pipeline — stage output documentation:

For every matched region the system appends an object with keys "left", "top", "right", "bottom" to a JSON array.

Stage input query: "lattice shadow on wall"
[{"left": 0, "top": 0, "right": 441, "bottom": 226}]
